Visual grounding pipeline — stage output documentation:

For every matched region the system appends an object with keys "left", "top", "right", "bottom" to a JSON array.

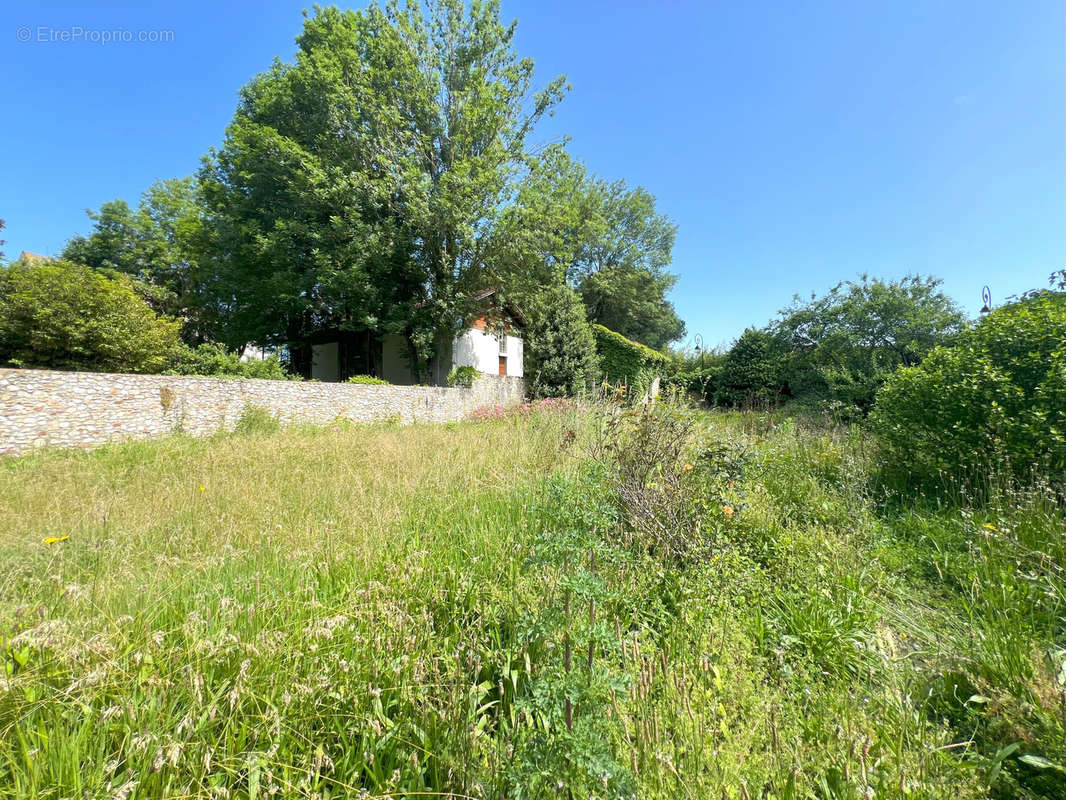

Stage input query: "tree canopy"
[
  {"left": 771, "top": 275, "right": 966, "bottom": 410},
  {"left": 689, "top": 275, "right": 967, "bottom": 412},
  {"left": 198, "top": 0, "right": 567, "bottom": 374},
  {"left": 497, "top": 147, "right": 685, "bottom": 349},
  {"left": 61, "top": 179, "right": 205, "bottom": 340}
]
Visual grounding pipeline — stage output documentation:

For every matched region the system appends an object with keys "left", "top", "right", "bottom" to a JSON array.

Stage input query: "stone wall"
[{"left": 0, "top": 368, "right": 526, "bottom": 455}]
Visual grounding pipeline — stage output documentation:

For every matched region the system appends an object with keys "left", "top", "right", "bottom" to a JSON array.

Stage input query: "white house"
[{"left": 309, "top": 291, "right": 524, "bottom": 385}]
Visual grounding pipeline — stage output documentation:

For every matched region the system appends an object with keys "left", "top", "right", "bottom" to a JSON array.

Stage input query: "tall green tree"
[
  {"left": 771, "top": 275, "right": 966, "bottom": 410},
  {"left": 200, "top": 1, "right": 566, "bottom": 376},
  {"left": 522, "top": 283, "right": 599, "bottom": 397},
  {"left": 496, "top": 147, "right": 685, "bottom": 349},
  {"left": 714, "top": 327, "right": 783, "bottom": 408},
  {"left": 61, "top": 179, "right": 206, "bottom": 340}
]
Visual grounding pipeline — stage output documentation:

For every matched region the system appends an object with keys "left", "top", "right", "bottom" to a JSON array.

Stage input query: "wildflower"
[
  {"left": 199, "top": 486, "right": 206, "bottom": 492},
  {"left": 722, "top": 505, "right": 734, "bottom": 516},
  {"left": 682, "top": 464, "right": 693, "bottom": 472},
  {"left": 43, "top": 535, "right": 69, "bottom": 544},
  {"left": 982, "top": 523, "right": 997, "bottom": 531}
]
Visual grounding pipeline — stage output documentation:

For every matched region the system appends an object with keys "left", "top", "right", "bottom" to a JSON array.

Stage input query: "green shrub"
[
  {"left": 591, "top": 399, "right": 749, "bottom": 563},
  {"left": 169, "top": 342, "right": 295, "bottom": 380},
  {"left": 0, "top": 259, "right": 181, "bottom": 373},
  {"left": 871, "top": 292, "right": 1066, "bottom": 492},
  {"left": 446, "top": 365, "right": 480, "bottom": 388},
  {"left": 714, "top": 328, "right": 783, "bottom": 409},
  {"left": 592, "top": 324, "right": 668, "bottom": 395},
  {"left": 524, "top": 284, "right": 599, "bottom": 397},
  {"left": 345, "top": 374, "right": 389, "bottom": 385}
]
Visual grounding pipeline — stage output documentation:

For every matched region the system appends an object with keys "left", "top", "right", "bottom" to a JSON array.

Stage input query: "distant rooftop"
[{"left": 18, "top": 251, "right": 53, "bottom": 264}]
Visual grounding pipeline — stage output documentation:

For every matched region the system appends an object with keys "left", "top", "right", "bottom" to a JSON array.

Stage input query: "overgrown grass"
[{"left": 1, "top": 405, "right": 1062, "bottom": 798}]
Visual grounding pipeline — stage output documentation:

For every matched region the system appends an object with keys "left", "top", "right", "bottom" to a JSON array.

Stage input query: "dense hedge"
[
  {"left": 713, "top": 327, "right": 783, "bottom": 408},
  {"left": 0, "top": 259, "right": 181, "bottom": 374},
  {"left": 592, "top": 324, "right": 668, "bottom": 394},
  {"left": 170, "top": 342, "right": 295, "bottom": 380},
  {"left": 872, "top": 292, "right": 1066, "bottom": 491}
]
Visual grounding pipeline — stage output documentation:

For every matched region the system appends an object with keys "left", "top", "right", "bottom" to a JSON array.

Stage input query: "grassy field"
[{"left": 1, "top": 404, "right": 1063, "bottom": 799}]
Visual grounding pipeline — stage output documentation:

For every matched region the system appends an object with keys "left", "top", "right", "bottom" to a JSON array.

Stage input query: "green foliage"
[
  {"left": 772, "top": 275, "right": 966, "bottom": 411},
  {"left": 872, "top": 291, "right": 1066, "bottom": 492},
  {"left": 592, "top": 324, "right": 668, "bottom": 395},
  {"left": 591, "top": 400, "right": 749, "bottom": 562},
  {"left": 0, "top": 259, "right": 181, "bottom": 373},
  {"left": 168, "top": 342, "right": 294, "bottom": 380},
  {"left": 522, "top": 284, "right": 599, "bottom": 397},
  {"left": 660, "top": 366, "right": 721, "bottom": 404},
  {"left": 233, "top": 404, "right": 282, "bottom": 435},
  {"left": 497, "top": 146, "right": 685, "bottom": 349},
  {"left": 714, "top": 327, "right": 783, "bottom": 408},
  {"left": 61, "top": 178, "right": 206, "bottom": 342},
  {"left": 200, "top": 0, "right": 567, "bottom": 373},
  {"left": 446, "top": 365, "right": 480, "bottom": 388},
  {"left": 2, "top": 408, "right": 1063, "bottom": 798},
  {"left": 506, "top": 474, "right": 635, "bottom": 797},
  {"left": 345, "top": 374, "right": 389, "bottom": 385}
]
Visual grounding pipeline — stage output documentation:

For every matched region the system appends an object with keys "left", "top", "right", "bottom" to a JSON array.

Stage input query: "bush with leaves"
[
  {"left": 591, "top": 400, "right": 749, "bottom": 562},
  {"left": 345, "top": 374, "right": 389, "bottom": 385},
  {"left": 660, "top": 366, "right": 721, "bottom": 404},
  {"left": 520, "top": 285, "right": 599, "bottom": 398},
  {"left": 714, "top": 327, "right": 783, "bottom": 409},
  {"left": 168, "top": 342, "right": 295, "bottom": 380},
  {"left": 871, "top": 291, "right": 1066, "bottom": 493},
  {"left": 0, "top": 259, "right": 181, "bottom": 373},
  {"left": 446, "top": 365, "right": 481, "bottom": 388}
]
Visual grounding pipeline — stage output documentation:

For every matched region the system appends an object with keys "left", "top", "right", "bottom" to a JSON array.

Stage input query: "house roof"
[
  {"left": 469, "top": 288, "right": 527, "bottom": 328},
  {"left": 19, "top": 251, "right": 53, "bottom": 264},
  {"left": 414, "top": 287, "right": 527, "bottom": 328}
]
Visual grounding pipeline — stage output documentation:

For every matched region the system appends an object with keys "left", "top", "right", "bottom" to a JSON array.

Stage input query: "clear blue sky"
[{"left": 3, "top": 1, "right": 1063, "bottom": 348}]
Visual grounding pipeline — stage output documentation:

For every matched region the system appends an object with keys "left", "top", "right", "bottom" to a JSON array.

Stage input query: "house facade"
[{"left": 309, "top": 292, "right": 525, "bottom": 385}]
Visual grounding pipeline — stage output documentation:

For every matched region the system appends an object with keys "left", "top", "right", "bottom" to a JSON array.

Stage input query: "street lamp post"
[
  {"left": 693, "top": 334, "right": 705, "bottom": 370},
  {"left": 980, "top": 286, "right": 992, "bottom": 315}
]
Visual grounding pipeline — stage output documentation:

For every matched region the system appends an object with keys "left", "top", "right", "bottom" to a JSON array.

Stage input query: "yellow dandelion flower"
[
  {"left": 982, "top": 523, "right": 997, "bottom": 531},
  {"left": 682, "top": 464, "right": 693, "bottom": 472},
  {"left": 43, "top": 535, "right": 70, "bottom": 545}
]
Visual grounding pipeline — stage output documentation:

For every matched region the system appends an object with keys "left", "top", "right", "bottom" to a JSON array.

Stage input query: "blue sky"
[{"left": 2, "top": 1, "right": 1063, "bottom": 348}]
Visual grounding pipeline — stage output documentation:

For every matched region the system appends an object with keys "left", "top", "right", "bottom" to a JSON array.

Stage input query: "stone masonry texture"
[{"left": 0, "top": 368, "right": 526, "bottom": 455}]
